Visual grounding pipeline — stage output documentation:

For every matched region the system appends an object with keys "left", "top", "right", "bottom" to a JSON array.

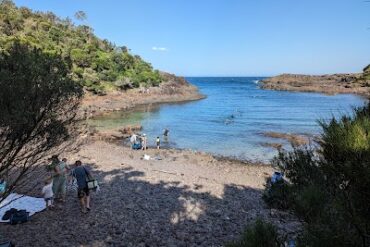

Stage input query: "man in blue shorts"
[{"left": 72, "top": 160, "right": 92, "bottom": 213}]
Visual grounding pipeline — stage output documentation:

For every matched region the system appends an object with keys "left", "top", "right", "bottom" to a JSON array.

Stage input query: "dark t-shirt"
[{"left": 73, "top": 166, "right": 89, "bottom": 189}]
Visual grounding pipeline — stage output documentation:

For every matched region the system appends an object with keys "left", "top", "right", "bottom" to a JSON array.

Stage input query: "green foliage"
[
  {"left": 263, "top": 179, "right": 292, "bottom": 210},
  {"left": 228, "top": 219, "right": 280, "bottom": 247},
  {"left": 0, "top": 0, "right": 163, "bottom": 93},
  {"left": 0, "top": 41, "right": 83, "bottom": 201},
  {"left": 264, "top": 103, "right": 370, "bottom": 247}
]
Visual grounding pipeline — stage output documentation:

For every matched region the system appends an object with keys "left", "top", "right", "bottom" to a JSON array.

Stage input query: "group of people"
[
  {"left": 41, "top": 155, "right": 94, "bottom": 214},
  {"left": 130, "top": 128, "right": 169, "bottom": 150}
]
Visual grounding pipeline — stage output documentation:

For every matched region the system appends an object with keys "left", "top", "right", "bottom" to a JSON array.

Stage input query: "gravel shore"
[{"left": 1, "top": 141, "right": 300, "bottom": 246}]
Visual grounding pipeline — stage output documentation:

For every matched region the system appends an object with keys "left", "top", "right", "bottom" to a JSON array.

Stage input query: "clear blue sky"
[{"left": 14, "top": 0, "right": 370, "bottom": 76}]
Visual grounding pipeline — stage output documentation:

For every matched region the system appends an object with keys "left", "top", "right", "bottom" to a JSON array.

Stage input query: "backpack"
[
  {"left": 2, "top": 208, "right": 17, "bottom": 221},
  {"left": 9, "top": 210, "right": 30, "bottom": 225}
]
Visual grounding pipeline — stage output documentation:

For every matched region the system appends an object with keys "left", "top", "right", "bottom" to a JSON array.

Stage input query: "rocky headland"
[
  {"left": 82, "top": 73, "right": 204, "bottom": 117},
  {"left": 261, "top": 72, "right": 370, "bottom": 97}
]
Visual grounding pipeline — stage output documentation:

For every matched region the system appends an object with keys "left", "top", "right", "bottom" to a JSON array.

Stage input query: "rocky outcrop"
[
  {"left": 82, "top": 73, "right": 205, "bottom": 117},
  {"left": 90, "top": 125, "right": 143, "bottom": 142},
  {"left": 261, "top": 73, "right": 370, "bottom": 97}
]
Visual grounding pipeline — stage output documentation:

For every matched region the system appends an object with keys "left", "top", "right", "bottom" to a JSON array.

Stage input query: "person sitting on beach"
[
  {"left": 156, "top": 136, "right": 160, "bottom": 149},
  {"left": 42, "top": 178, "right": 54, "bottom": 209},
  {"left": 49, "top": 155, "right": 67, "bottom": 203},
  {"left": 141, "top": 134, "right": 147, "bottom": 150},
  {"left": 72, "top": 160, "right": 92, "bottom": 213}
]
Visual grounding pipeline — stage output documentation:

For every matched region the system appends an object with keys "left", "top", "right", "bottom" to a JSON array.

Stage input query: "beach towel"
[{"left": 0, "top": 193, "right": 46, "bottom": 223}]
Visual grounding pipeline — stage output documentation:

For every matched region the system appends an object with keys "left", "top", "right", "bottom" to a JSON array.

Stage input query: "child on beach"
[
  {"left": 156, "top": 136, "right": 160, "bottom": 149},
  {"left": 42, "top": 178, "right": 54, "bottom": 209},
  {"left": 141, "top": 134, "right": 147, "bottom": 150}
]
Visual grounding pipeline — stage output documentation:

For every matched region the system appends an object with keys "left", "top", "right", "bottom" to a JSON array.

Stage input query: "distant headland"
[{"left": 261, "top": 65, "right": 370, "bottom": 97}]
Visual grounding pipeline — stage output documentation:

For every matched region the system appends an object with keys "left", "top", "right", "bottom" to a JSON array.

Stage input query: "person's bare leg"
[
  {"left": 61, "top": 193, "right": 66, "bottom": 203},
  {"left": 85, "top": 195, "right": 90, "bottom": 210},
  {"left": 80, "top": 197, "right": 86, "bottom": 212}
]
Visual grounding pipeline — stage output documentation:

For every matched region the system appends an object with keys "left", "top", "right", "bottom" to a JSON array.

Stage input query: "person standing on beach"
[
  {"left": 72, "top": 160, "right": 92, "bottom": 213},
  {"left": 156, "top": 136, "right": 160, "bottom": 149},
  {"left": 41, "top": 178, "right": 54, "bottom": 209},
  {"left": 141, "top": 134, "right": 147, "bottom": 150},
  {"left": 50, "top": 155, "right": 67, "bottom": 203}
]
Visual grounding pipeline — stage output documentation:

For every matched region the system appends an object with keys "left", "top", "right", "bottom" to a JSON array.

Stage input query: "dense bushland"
[
  {"left": 263, "top": 103, "right": 370, "bottom": 246},
  {"left": 0, "top": 0, "right": 162, "bottom": 94}
]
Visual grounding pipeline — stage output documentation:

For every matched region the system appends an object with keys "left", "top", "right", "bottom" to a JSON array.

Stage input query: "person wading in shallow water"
[{"left": 72, "top": 160, "right": 92, "bottom": 213}]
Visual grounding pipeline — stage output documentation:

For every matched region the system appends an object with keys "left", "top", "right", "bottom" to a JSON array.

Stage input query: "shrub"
[
  {"left": 264, "top": 103, "right": 370, "bottom": 247},
  {"left": 228, "top": 219, "right": 280, "bottom": 247},
  {"left": 262, "top": 178, "right": 291, "bottom": 210}
]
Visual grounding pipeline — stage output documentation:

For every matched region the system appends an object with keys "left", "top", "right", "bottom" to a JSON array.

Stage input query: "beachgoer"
[
  {"left": 163, "top": 128, "right": 169, "bottom": 137},
  {"left": 62, "top": 157, "right": 71, "bottom": 175},
  {"left": 72, "top": 160, "right": 92, "bottom": 213},
  {"left": 50, "top": 155, "right": 67, "bottom": 202},
  {"left": 42, "top": 178, "right": 54, "bottom": 209},
  {"left": 130, "top": 133, "right": 138, "bottom": 149},
  {"left": 156, "top": 136, "right": 160, "bottom": 149},
  {"left": 131, "top": 133, "right": 137, "bottom": 143},
  {"left": 141, "top": 134, "right": 147, "bottom": 150}
]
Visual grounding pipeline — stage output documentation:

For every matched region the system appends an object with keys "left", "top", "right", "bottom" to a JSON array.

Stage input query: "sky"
[{"left": 14, "top": 0, "right": 370, "bottom": 76}]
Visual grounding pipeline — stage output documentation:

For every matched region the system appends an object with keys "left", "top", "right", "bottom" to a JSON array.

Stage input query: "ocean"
[{"left": 90, "top": 77, "right": 367, "bottom": 162}]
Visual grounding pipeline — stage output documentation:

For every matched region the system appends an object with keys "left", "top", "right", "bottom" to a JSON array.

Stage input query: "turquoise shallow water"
[{"left": 90, "top": 77, "right": 367, "bottom": 162}]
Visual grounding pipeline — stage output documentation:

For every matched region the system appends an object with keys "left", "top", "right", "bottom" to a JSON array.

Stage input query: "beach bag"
[
  {"left": 87, "top": 179, "right": 99, "bottom": 190},
  {"left": 9, "top": 210, "right": 29, "bottom": 225},
  {"left": 84, "top": 167, "right": 98, "bottom": 190},
  {"left": 132, "top": 143, "right": 142, "bottom": 150},
  {"left": 2, "top": 208, "right": 17, "bottom": 221}
]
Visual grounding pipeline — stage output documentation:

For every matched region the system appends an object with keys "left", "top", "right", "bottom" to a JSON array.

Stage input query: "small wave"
[{"left": 253, "top": 80, "right": 260, "bottom": 84}]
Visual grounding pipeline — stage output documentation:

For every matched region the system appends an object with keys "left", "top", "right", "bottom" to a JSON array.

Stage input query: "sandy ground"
[{"left": 0, "top": 141, "right": 300, "bottom": 247}]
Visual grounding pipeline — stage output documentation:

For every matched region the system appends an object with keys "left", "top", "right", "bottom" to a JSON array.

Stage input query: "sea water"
[{"left": 90, "top": 77, "right": 367, "bottom": 162}]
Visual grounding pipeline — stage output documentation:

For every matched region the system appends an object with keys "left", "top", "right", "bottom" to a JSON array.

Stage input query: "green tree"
[
  {"left": 0, "top": 2, "right": 163, "bottom": 94},
  {"left": 0, "top": 41, "right": 83, "bottom": 202},
  {"left": 74, "top": 10, "right": 87, "bottom": 22}
]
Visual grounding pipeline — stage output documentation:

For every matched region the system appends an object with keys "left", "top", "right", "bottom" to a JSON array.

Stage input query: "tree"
[
  {"left": 0, "top": 41, "right": 83, "bottom": 202},
  {"left": 74, "top": 10, "right": 87, "bottom": 22}
]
